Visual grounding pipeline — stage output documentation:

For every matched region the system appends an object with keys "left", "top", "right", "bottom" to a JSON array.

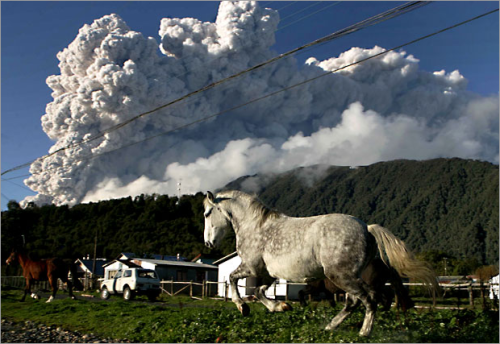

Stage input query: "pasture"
[{"left": 1, "top": 289, "right": 498, "bottom": 343}]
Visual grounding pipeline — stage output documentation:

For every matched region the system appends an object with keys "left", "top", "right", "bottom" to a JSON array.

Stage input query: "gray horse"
[{"left": 203, "top": 190, "right": 439, "bottom": 336}]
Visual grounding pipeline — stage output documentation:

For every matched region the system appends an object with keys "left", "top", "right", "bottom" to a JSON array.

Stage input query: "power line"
[
  {"left": 1, "top": 1, "right": 430, "bottom": 177},
  {"left": 278, "top": 2, "right": 323, "bottom": 23},
  {"left": 277, "top": 2, "right": 342, "bottom": 32},
  {"left": 2, "top": 174, "right": 32, "bottom": 181},
  {"left": 1, "top": 178, "right": 37, "bottom": 193},
  {"left": 275, "top": 1, "right": 299, "bottom": 13},
  {"left": 22, "top": 7, "right": 498, "bottom": 179},
  {"left": 2, "top": 193, "right": 13, "bottom": 202}
]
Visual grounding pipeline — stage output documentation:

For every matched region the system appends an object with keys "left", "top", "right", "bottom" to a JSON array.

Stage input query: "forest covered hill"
[{"left": 2, "top": 158, "right": 498, "bottom": 275}]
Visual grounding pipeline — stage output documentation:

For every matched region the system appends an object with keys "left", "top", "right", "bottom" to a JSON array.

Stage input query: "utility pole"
[
  {"left": 92, "top": 230, "right": 98, "bottom": 275},
  {"left": 176, "top": 180, "right": 182, "bottom": 205}
]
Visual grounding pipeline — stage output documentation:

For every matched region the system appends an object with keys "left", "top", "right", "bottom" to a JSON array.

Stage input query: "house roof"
[
  {"left": 75, "top": 259, "right": 106, "bottom": 276},
  {"left": 102, "top": 259, "right": 142, "bottom": 269},
  {"left": 119, "top": 252, "right": 188, "bottom": 261},
  {"left": 133, "top": 258, "right": 217, "bottom": 270},
  {"left": 213, "top": 251, "right": 238, "bottom": 265}
]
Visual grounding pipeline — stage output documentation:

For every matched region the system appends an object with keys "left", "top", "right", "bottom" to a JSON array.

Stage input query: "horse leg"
[
  {"left": 67, "top": 279, "right": 75, "bottom": 300},
  {"left": 47, "top": 276, "right": 58, "bottom": 303},
  {"left": 229, "top": 264, "right": 252, "bottom": 316},
  {"left": 254, "top": 276, "right": 292, "bottom": 312},
  {"left": 325, "top": 274, "right": 377, "bottom": 337},
  {"left": 21, "top": 279, "right": 32, "bottom": 302},
  {"left": 325, "top": 289, "right": 337, "bottom": 308},
  {"left": 62, "top": 272, "right": 75, "bottom": 300},
  {"left": 389, "top": 273, "right": 414, "bottom": 312},
  {"left": 299, "top": 284, "right": 313, "bottom": 306},
  {"left": 380, "top": 287, "right": 394, "bottom": 311},
  {"left": 325, "top": 293, "right": 360, "bottom": 330}
]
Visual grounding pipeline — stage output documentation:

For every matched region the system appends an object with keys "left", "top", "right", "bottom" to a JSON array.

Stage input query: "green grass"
[{"left": 2, "top": 289, "right": 498, "bottom": 343}]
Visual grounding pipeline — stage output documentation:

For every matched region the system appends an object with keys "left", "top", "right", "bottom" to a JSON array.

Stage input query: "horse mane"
[
  {"left": 213, "top": 190, "right": 280, "bottom": 227},
  {"left": 249, "top": 197, "right": 280, "bottom": 227}
]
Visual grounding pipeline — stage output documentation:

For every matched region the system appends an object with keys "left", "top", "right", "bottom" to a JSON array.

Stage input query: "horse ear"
[{"left": 206, "top": 191, "right": 215, "bottom": 204}]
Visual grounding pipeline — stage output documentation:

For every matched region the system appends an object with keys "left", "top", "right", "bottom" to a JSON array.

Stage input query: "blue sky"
[{"left": 1, "top": 1, "right": 499, "bottom": 209}]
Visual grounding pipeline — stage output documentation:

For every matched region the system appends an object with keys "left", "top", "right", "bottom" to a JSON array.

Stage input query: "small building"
[
  {"left": 213, "top": 252, "right": 304, "bottom": 300},
  {"left": 117, "top": 252, "right": 188, "bottom": 262},
  {"left": 131, "top": 258, "right": 218, "bottom": 283},
  {"left": 191, "top": 253, "right": 217, "bottom": 265},
  {"left": 102, "top": 259, "right": 142, "bottom": 280},
  {"left": 74, "top": 258, "right": 107, "bottom": 278}
]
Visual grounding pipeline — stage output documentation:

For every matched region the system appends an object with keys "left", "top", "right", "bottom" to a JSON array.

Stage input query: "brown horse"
[
  {"left": 299, "top": 257, "right": 415, "bottom": 312},
  {"left": 6, "top": 249, "right": 83, "bottom": 302}
]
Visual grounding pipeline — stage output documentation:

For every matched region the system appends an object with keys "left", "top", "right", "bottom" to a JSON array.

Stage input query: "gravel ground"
[{"left": 1, "top": 319, "right": 131, "bottom": 343}]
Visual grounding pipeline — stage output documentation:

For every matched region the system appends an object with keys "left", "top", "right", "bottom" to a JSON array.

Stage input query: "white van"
[{"left": 100, "top": 268, "right": 161, "bottom": 301}]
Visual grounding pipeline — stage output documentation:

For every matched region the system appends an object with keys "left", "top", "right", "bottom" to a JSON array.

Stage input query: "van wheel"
[
  {"left": 123, "top": 286, "right": 134, "bottom": 301},
  {"left": 101, "top": 287, "right": 110, "bottom": 300}
]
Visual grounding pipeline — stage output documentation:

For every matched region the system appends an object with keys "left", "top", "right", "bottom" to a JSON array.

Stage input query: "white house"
[
  {"left": 489, "top": 274, "right": 499, "bottom": 300},
  {"left": 74, "top": 257, "right": 107, "bottom": 278},
  {"left": 213, "top": 252, "right": 305, "bottom": 300},
  {"left": 131, "top": 258, "right": 218, "bottom": 282},
  {"left": 102, "top": 259, "right": 141, "bottom": 280}
]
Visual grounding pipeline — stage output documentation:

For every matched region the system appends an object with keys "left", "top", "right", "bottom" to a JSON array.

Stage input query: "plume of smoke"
[{"left": 22, "top": 1, "right": 499, "bottom": 207}]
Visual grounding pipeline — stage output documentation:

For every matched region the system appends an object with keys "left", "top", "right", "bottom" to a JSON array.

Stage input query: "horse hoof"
[
  {"left": 359, "top": 330, "right": 371, "bottom": 337},
  {"left": 71, "top": 296, "right": 76, "bottom": 300},
  {"left": 238, "top": 303, "right": 250, "bottom": 316},
  {"left": 46, "top": 296, "right": 54, "bottom": 303}
]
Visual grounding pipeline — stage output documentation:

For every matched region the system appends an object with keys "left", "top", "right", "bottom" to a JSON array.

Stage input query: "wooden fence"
[
  {"left": 2, "top": 276, "right": 497, "bottom": 309},
  {"left": 1, "top": 276, "right": 85, "bottom": 291}
]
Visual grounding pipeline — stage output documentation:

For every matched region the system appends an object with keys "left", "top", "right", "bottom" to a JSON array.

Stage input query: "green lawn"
[{"left": 2, "top": 289, "right": 498, "bottom": 343}]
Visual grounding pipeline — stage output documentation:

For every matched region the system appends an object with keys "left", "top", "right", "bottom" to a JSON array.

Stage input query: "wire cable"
[
  {"left": 278, "top": 2, "right": 323, "bottom": 23},
  {"left": 278, "top": 2, "right": 342, "bottom": 32}
]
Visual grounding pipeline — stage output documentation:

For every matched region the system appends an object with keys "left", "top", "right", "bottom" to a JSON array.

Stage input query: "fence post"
[
  {"left": 224, "top": 281, "right": 228, "bottom": 302},
  {"left": 480, "top": 282, "right": 487, "bottom": 310},
  {"left": 190, "top": 281, "right": 193, "bottom": 298},
  {"left": 469, "top": 283, "right": 474, "bottom": 307},
  {"left": 171, "top": 279, "right": 174, "bottom": 296},
  {"left": 202, "top": 280, "right": 206, "bottom": 299},
  {"left": 285, "top": 281, "right": 288, "bottom": 302}
]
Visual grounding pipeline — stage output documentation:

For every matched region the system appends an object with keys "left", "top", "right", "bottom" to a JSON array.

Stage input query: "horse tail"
[
  {"left": 367, "top": 224, "right": 441, "bottom": 302},
  {"left": 69, "top": 262, "right": 84, "bottom": 291}
]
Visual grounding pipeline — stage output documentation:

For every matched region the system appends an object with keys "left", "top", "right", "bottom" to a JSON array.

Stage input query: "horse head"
[
  {"left": 203, "top": 191, "right": 232, "bottom": 248},
  {"left": 6, "top": 249, "right": 18, "bottom": 265}
]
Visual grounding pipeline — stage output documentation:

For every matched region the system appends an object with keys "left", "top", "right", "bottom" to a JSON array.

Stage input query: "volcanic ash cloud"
[{"left": 22, "top": 1, "right": 499, "bottom": 206}]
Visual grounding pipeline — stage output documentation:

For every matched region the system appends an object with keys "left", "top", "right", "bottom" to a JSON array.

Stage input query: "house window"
[{"left": 176, "top": 270, "right": 188, "bottom": 281}]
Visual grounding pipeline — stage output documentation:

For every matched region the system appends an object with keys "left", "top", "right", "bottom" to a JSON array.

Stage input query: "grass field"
[{"left": 1, "top": 289, "right": 498, "bottom": 343}]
